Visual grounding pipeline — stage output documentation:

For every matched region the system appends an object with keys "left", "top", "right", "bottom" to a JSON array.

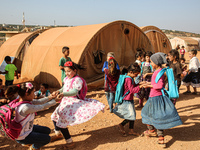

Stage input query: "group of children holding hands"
[{"left": 0, "top": 45, "right": 199, "bottom": 149}]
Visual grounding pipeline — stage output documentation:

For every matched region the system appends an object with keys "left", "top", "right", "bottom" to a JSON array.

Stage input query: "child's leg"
[
  {"left": 187, "top": 86, "right": 190, "bottom": 92},
  {"left": 108, "top": 92, "right": 115, "bottom": 112},
  {"left": 193, "top": 87, "right": 197, "bottom": 93},
  {"left": 128, "top": 120, "right": 139, "bottom": 136},
  {"left": 16, "top": 125, "right": 51, "bottom": 149},
  {"left": 105, "top": 92, "right": 110, "bottom": 110},
  {"left": 138, "top": 98, "right": 143, "bottom": 107},
  {"left": 157, "top": 129, "right": 165, "bottom": 147},
  {"left": 142, "top": 125, "right": 157, "bottom": 137},
  {"left": 118, "top": 119, "right": 128, "bottom": 136}
]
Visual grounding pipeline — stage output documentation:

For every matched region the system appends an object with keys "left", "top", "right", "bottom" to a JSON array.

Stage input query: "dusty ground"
[{"left": 1, "top": 52, "right": 200, "bottom": 150}]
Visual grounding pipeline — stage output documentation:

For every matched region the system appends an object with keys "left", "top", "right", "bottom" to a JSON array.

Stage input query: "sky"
[{"left": 0, "top": 0, "right": 200, "bottom": 34}]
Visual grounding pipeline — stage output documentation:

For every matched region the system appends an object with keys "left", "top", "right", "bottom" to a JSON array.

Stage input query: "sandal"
[
  {"left": 63, "top": 142, "right": 75, "bottom": 149},
  {"left": 157, "top": 136, "right": 166, "bottom": 148},
  {"left": 118, "top": 124, "right": 127, "bottom": 137},
  {"left": 128, "top": 131, "right": 140, "bottom": 136},
  {"left": 141, "top": 130, "right": 157, "bottom": 137},
  {"left": 51, "top": 134, "right": 63, "bottom": 142},
  {"left": 183, "top": 91, "right": 191, "bottom": 94}
]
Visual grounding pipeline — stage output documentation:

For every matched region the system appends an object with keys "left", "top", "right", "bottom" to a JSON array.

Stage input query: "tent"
[
  {"left": 140, "top": 26, "right": 172, "bottom": 53},
  {"left": 0, "top": 29, "right": 46, "bottom": 72},
  {"left": 170, "top": 37, "right": 200, "bottom": 52},
  {"left": 21, "top": 20, "right": 154, "bottom": 88},
  {"left": 0, "top": 29, "right": 46, "bottom": 84},
  {"left": 191, "top": 37, "right": 200, "bottom": 50}
]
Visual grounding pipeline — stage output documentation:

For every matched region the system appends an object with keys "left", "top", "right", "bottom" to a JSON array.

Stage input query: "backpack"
[
  {"left": 155, "top": 67, "right": 179, "bottom": 99},
  {"left": 0, "top": 98, "right": 31, "bottom": 140},
  {"left": 115, "top": 74, "right": 133, "bottom": 104},
  {"left": 65, "top": 75, "right": 88, "bottom": 99}
]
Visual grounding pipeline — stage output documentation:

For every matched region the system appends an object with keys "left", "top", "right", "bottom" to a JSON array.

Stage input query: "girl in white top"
[
  {"left": 182, "top": 49, "right": 200, "bottom": 94},
  {"left": 15, "top": 82, "right": 58, "bottom": 150}
]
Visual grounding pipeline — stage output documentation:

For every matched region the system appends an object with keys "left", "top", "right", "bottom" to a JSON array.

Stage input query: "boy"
[
  {"left": 0, "top": 56, "right": 18, "bottom": 86},
  {"left": 34, "top": 83, "right": 50, "bottom": 99},
  {"left": 59, "top": 46, "right": 72, "bottom": 84}
]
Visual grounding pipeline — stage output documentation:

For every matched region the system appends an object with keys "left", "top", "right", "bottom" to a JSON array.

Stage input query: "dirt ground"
[{"left": 1, "top": 52, "right": 200, "bottom": 150}]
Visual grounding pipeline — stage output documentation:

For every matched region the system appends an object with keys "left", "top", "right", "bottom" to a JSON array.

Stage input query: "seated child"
[
  {"left": 0, "top": 85, "right": 19, "bottom": 106},
  {"left": 34, "top": 83, "right": 50, "bottom": 99}
]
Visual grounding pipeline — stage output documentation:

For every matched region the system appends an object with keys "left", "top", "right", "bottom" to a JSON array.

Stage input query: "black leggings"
[
  {"left": 120, "top": 119, "right": 134, "bottom": 129},
  {"left": 53, "top": 121, "right": 71, "bottom": 140}
]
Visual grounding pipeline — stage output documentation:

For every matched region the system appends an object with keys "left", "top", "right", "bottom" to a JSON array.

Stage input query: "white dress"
[{"left": 51, "top": 77, "right": 105, "bottom": 128}]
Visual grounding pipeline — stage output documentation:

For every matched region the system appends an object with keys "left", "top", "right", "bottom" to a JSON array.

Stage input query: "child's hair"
[
  {"left": 107, "top": 52, "right": 115, "bottom": 58},
  {"left": 145, "top": 51, "right": 153, "bottom": 57},
  {"left": 169, "top": 50, "right": 179, "bottom": 61},
  {"left": 108, "top": 58, "right": 117, "bottom": 75},
  {"left": 41, "top": 83, "right": 49, "bottom": 89},
  {"left": 4, "top": 56, "right": 11, "bottom": 62},
  {"left": 64, "top": 61, "right": 85, "bottom": 71},
  {"left": 0, "top": 79, "right": 2, "bottom": 82},
  {"left": 62, "top": 46, "right": 69, "bottom": 53},
  {"left": 189, "top": 49, "right": 197, "bottom": 55},
  {"left": 18, "top": 82, "right": 34, "bottom": 97},
  {"left": 181, "top": 46, "right": 185, "bottom": 48},
  {"left": 180, "top": 58, "right": 186, "bottom": 62},
  {"left": 5, "top": 86, "right": 19, "bottom": 99},
  {"left": 135, "top": 51, "right": 143, "bottom": 59},
  {"left": 127, "top": 63, "right": 141, "bottom": 73}
]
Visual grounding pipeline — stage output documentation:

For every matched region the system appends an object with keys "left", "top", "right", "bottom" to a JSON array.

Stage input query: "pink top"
[
  {"left": 123, "top": 77, "right": 140, "bottom": 100},
  {"left": 149, "top": 68, "right": 165, "bottom": 97}
]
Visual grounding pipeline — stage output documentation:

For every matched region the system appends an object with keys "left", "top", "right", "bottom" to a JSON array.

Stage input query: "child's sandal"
[
  {"left": 118, "top": 124, "right": 127, "bottom": 137},
  {"left": 50, "top": 134, "right": 63, "bottom": 142},
  {"left": 141, "top": 130, "right": 157, "bottom": 137},
  {"left": 63, "top": 142, "right": 75, "bottom": 149},
  {"left": 157, "top": 136, "right": 166, "bottom": 148}
]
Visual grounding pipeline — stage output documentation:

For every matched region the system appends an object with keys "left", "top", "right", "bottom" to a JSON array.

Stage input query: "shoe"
[
  {"left": 183, "top": 91, "right": 191, "bottom": 94},
  {"left": 157, "top": 136, "right": 166, "bottom": 148},
  {"left": 192, "top": 92, "right": 197, "bottom": 95},
  {"left": 51, "top": 134, "right": 63, "bottom": 142},
  {"left": 28, "top": 145, "right": 41, "bottom": 150},
  {"left": 63, "top": 142, "right": 75, "bottom": 149},
  {"left": 141, "top": 130, "right": 158, "bottom": 137}
]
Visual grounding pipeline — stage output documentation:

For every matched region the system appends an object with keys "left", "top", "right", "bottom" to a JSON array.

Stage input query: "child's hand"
[
  {"left": 52, "top": 91, "right": 60, "bottom": 97},
  {"left": 57, "top": 93, "right": 64, "bottom": 99},
  {"left": 48, "top": 94, "right": 56, "bottom": 100},
  {"left": 55, "top": 94, "right": 63, "bottom": 102},
  {"left": 139, "top": 81, "right": 146, "bottom": 84},
  {"left": 0, "top": 99, "right": 9, "bottom": 103}
]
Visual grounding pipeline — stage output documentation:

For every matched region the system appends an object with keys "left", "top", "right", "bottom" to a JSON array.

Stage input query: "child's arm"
[
  {"left": 19, "top": 95, "right": 57, "bottom": 116},
  {"left": 125, "top": 78, "right": 141, "bottom": 94},
  {"left": 57, "top": 88, "right": 78, "bottom": 100},
  {"left": 143, "top": 73, "right": 153, "bottom": 79}
]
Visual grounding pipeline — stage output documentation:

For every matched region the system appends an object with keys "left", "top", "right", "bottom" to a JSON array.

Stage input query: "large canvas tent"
[
  {"left": 21, "top": 20, "right": 154, "bottom": 88},
  {"left": 0, "top": 29, "right": 46, "bottom": 72},
  {"left": 0, "top": 29, "right": 46, "bottom": 84},
  {"left": 140, "top": 26, "right": 172, "bottom": 53},
  {"left": 170, "top": 37, "right": 200, "bottom": 51}
]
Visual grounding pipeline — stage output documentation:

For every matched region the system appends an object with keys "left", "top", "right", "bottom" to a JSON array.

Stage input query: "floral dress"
[{"left": 51, "top": 77, "right": 105, "bottom": 128}]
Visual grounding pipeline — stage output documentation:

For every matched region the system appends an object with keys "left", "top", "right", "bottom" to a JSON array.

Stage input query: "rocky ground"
[{"left": 1, "top": 52, "right": 200, "bottom": 150}]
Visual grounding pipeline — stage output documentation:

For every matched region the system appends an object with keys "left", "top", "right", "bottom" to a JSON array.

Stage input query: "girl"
[
  {"left": 135, "top": 51, "right": 143, "bottom": 66},
  {"left": 182, "top": 49, "right": 200, "bottom": 94},
  {"left": 168, "top": 50, "right": 182, "bottom": 91},
  {"left": 104, "top": 57, "right": 121, "bottom": 113},
  {"left": 15, "top": 82, "right": 58, "bottom": 150},
  {"left": 113, "top": 63, "right": 145, "bottom": 136},
  {"left": 51, "top": 61, "right": 105, "bottom": 149},
  {"left": 141, "top": 53, "right": 182, "bottom": 147},
  {"left": 137, "top": 51, "right": 153, "bottom": 108}
]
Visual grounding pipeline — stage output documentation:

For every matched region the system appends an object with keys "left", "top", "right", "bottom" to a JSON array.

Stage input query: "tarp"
[
  {"left": 170, "top": 37, "right": 199, "bottom": 52},
  {"left": 140, "top": 26, "right": 172, "bottom": 53},
  {"left": 20, "top": 20, "right": 154, "bottom": 88}
]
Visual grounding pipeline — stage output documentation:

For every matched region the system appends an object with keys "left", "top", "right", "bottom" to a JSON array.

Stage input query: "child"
[
  {"left": 104, "top": 57, "right": 121, "bottom": 113},
  {"left": 137, "top": 51, "right": 153, "bottom": 108},
  {"left": 113, "top": 63, "right": 145, "bottom": 136},
  {"left": 141, "top": 53, "right": 182, "bottom": 147},
  {"left": 0, "top": 56, "right": 18, "bottom": 86},
  {"left": 34, "top": 83, "right": 50, "bottom": 99},
  {"left": 182, "top": 49, "right": 200, "bottom": 94},
  {"left": 59, "top": 46, "right": 72, "bottom": 84},
  {"left": 2, "top": 85, "right": 20, "bottom": 105},
  {"left": 15, "top": 82, "right": 58, "bottom": 150},
  {"left": 168, "top": 50, "right": 182, "bottom": 90},
  {"left": 135, "top": 51, "right": 143, "bottom": 66},
  {"left": 180, "top": 46, "right": 186, "bottom": 58},
  {"left": 102, "top": 52, "right": 120, "bottom": 78},
  {"left": 51, "top": 61, "right": 105, "bottom": 149},
  {"left": 180, "top": 58, "right": 187, "bottom": 77}
]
